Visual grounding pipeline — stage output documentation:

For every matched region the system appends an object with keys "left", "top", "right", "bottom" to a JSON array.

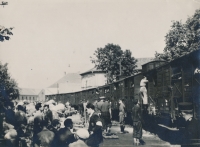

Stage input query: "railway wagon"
[
  {"left": 142, "top": 49, "right": 200, "bottom": 126},
  {"left": 46, "top": 49, "right": 200, "bottom": 126}
]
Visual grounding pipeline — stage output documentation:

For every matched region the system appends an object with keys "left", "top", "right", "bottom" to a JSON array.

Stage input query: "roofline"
[
  {"left": 80, "top": 70, "right": 106, "bottom": 76},
  {"left": 142, "top": 60, "right": 168, "bottom": 66}
]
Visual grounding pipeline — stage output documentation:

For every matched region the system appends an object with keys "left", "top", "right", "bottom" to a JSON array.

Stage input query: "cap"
[
  {"left": 178, "top": 102, "right": 193, "bottom": 112},
  {"left": 76, "top": 129, "right": 89, "bottom": 139}
]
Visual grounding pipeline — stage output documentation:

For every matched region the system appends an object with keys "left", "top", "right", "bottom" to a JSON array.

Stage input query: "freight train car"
[{"left": 46, "top": 49, "right": 200, "bottom": 127}]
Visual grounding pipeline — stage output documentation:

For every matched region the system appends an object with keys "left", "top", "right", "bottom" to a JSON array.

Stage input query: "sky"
[{"left": 0, "top": 0, "right": 200, "bottom": 89}]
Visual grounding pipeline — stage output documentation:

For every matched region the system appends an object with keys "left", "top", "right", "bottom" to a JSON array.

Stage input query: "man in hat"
[{"left": 179, "top": 102, "right": 200, "bottom": 145}]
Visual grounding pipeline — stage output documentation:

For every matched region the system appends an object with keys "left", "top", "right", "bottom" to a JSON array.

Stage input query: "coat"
[{"left": 86, "top": 112, "right": 103, "bottom": 147}]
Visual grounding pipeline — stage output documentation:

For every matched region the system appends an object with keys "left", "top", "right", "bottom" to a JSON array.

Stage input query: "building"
[
  {"left": 80, "top": 67, "right": 107, "bottom": 90},
  {"left": 48, "top": 72, "right": 82, "bottom": 94},
  {"left": 80, "top": 58, "right": 153, "bottom": 90},
  {"left": 17, "top": 88, "right": 45, "bottom": 102}
]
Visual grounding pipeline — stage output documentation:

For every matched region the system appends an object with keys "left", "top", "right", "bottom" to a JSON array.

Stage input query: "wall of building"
[
  {"left": 81, "top": 72, "right": 107, "bottom": 89},
  {"left": 18, "top": 95, "right": 38, "bottom": 102},
  {"left": 38, "top": 89, "right": 45, "bottom": 101}
]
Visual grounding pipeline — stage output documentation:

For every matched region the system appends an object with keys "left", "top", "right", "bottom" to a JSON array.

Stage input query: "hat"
[
  {"left": 99, "top": 96, "right": 105, "bottom": 99},
  {"left": 76, "top": 129, "right": 89, "bottom": 139},
  {"left": 179, "top": 102, "right": 193, "bottom": 112},
  {"left": 96, "top": 121, "right": 103, "bottom": 126}
]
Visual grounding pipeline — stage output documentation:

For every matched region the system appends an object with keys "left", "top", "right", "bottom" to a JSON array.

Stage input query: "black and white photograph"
[{"left": 0, "top": 0, "right": 200, "bottom": 146}]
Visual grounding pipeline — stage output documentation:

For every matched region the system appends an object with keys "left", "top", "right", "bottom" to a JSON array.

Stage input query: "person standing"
[
  {"left": 99, "top": 97, "right": 112, "bottom": 134},
  {"left": 79, "top": 100, "right": 84, "bottom": 117},
  {"left": 33, "top": 103, "right": 44, "bottom": 143},
  {"left": 83, "top": 100, "right": 88, "bottom": 124},
  {"left": 132, "top": 99, "right": 144, "bottom": 145},
  {"left": 93, "top": 98, "right": 99, "bottom": 113},
  {"left": 44, "top": 104, "right": 53, "bottom": 125},
  {"left": 140, "top": 76, "right": 149, "bottom": 114},
  {"left": 118, "top": 99, "right": 126, "bottom": 133}
]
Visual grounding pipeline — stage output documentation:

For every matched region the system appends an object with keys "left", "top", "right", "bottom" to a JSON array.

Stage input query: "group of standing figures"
[{"left": 76, "top": 76, "right": 148, "bottom": 146}]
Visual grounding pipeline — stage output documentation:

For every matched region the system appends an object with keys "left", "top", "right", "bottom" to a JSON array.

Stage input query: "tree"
[
  {"left": 0, "top": 2, "right": 13, "bottom": 42},
  {"left": 0, "top": 26, "right": 13, "bottom": 42},
  {"left": 155, "top": 9, "right": 200, "bottom": 61},
  {"left": 0, "top": 62, "right": 19, "bottom": 102},
  {"left": 91, "top": 43, "right": 137, "bottom": 83}
]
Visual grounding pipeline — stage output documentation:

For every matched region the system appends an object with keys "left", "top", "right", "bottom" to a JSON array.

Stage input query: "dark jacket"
[
  {"left": 56, "top": 127, "right": 76, "bottom": 147},
  {"left": 184, "top": 118, "right": 200, "bottom": 144},
  {"left": 131, "top": 104, "right": 141, "bottom": 122},
  {"left": 44, "top": 110, "right": 53, "bottom": 123},
  {"left": 86, "top": 112, "right": 103, "bottom": 147},
  {"left": 5, "top": 108, "right": 15, "bottom": 125}
]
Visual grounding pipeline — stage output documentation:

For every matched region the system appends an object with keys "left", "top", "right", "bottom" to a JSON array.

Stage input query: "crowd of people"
[
  {"left": 0, "top": 93, "right": 148, "bottom": 147},
  {"left": 0, "top": 75, "right": 198, "bottom": 147},
  {"left": 0, "top": 99, "right": 105, "bottom": 147}
]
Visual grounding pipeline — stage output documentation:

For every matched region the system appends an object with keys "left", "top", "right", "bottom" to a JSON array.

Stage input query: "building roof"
[
  {"left": 19, "top": 88, "right": 43, "bottom": 96},
  {"left": 49, "top": 72, "right": 81, "bottom": 88},
  {"left": 45, "top": 88, "right": 58, "bottom": 95},
  {"left": 80, "top": 58, "right": 154, "bottom": 76},
  {"left": 47, "top": 72, "right": 82, "bottom": 94},
  {"left": 135, "top": 58, "right": 154, "bottom": 69},
  {"left": 59, "top": 83, "right": 82, "bottom": 93},
  {"left": 80, "top": 67, "right": 106, "bottom": 76}
]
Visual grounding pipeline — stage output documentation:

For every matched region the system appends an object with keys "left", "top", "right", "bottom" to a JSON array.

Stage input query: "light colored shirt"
[
  {"left": 119, "top": 103, "right": 125, "bottom": 113},
  {"left": 140, "top": 79, "right": 148, "bottom": 87}
]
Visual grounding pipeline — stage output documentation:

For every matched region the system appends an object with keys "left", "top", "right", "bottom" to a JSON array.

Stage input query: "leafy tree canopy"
[
  {"left": 91, "top": 43, "right": 137, "bottom": 83},
  {"left": 0, "top": 26, "right": 13, "bottom": 42},
  {"left": 155, "top": 9, "right": 200, "bottom": 61},
  {"left": 0, "top": 62, "right": 19, "bottom": 102}
]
